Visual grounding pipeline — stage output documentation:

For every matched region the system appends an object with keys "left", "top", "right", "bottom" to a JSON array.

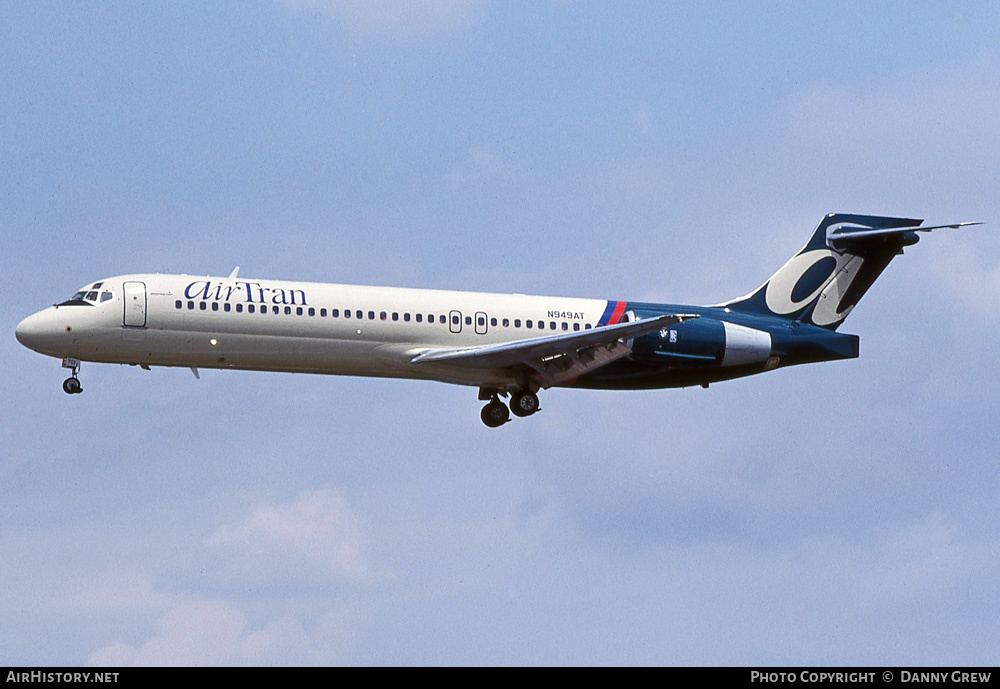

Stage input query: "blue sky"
[{"left": 3, "top": 1, "right": 1000, "bottom": 665}]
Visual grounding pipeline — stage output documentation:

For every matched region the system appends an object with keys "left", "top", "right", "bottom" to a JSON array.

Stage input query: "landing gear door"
[{"left": 123, "top": 281, "right": 147, "bottom": 327}]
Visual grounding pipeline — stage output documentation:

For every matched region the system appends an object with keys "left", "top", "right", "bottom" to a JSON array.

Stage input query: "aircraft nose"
[
  {"left": 16, "top": 312, "right": 44, "bottom": 349},
  {"left": 15, "top": 310, "right": 64, "bottom": 353}
]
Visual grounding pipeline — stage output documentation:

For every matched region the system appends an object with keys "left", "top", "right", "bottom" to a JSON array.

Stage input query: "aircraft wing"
[{"left": 410, "top": 313, "right": 698, "bottom": 388}]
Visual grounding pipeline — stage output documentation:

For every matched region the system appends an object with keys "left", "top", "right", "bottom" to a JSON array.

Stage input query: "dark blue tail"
[{"left": 723, "top": 214, "right": 933, "bottom": 330}]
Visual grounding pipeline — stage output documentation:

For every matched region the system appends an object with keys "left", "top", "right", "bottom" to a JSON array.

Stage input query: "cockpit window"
[{"left": 59, "top": 288, "right": 114, "bottom": 306}]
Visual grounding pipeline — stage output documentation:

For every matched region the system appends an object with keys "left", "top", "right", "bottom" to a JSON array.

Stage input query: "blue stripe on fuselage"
[{"left": 598, "top": 301, "right": 616, "bottom": 326}]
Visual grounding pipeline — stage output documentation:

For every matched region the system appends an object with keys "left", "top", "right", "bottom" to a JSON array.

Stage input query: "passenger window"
[
  {"left": 248, "top": 304, "right": 255, "bottom": 313},
  {"left": 308, "top": 307, "right": 315, "bottom": 316},
  {"left": 491, "top": 318, "right": 497, "bottom": 326},
  {"left": 562, "top": 322, "right": 568, "bottom": 330},
  {"left": 224, "top": 303, "right": 231, "bottom": 312},
  {"left": 199, "top": 302, "right": 207, "bottom": 311},
  {"left": 428, "top": 315, "right": 435, "bottom": 324},
  {"left": 452, "top": 315, "right": 459, "bottom": 325},
  {"left": 368, "top": 311, "right": 375, "bottom": 320},
  {"left": 502, "top": 318, "right": 509, "bottom": 327},
  {"left": 477, "top": 316, "right": 485, "bottom": 326},
  {"left": 344, "top": 309, "right": 350, "bottom": 318},
  {"left": 465, "top": 316, "right": 472, "bottom": 326},
  {"left": 237, "top": 304, "right": 244, "bottom": 313},
  {"left": 175, "top": 300, "right": 182, "bottom": 309},
  {"left": 416, "top": 314, "right": 422, "bottom": 323},
  {"left": 320, "top": 308, "right": 327, "bottom": 317},
  {"left": 392, "top": 313, "right": 399, "bottom": 321},
  {"left": 404, "top": 313, "right": 411, "bottom": 322},
  {"left": 514, "top": 319, "right": 521, "bottom": 328},
  {"left": 380, "top": 311, "right": 387, "bottom": 321},
  {"left": 356, "top": 310, "right": 363, "bottom": 319},
  {"left": 188, "top": 301, "right": 195, "bottom": 309},
  {"left": 212, "top": 302, "right": 219, "bottom": 311},
  {"left": 550, "top": 322, "right": 556, "bottom": 330},
  {"left": 284, "top": 306, "right": 291, "bottom": 315},
  {"left": 573, "top": 323, "right": 580, "bottom": 331},
  {"left": 296, "top": 307, "right": 303, "bottom": 316},
  {"left": 585, "top": 324, "right": 592, "bottom": 330},
  {"left": 526, "top": 320, "right": 533, "bottom": 328}
]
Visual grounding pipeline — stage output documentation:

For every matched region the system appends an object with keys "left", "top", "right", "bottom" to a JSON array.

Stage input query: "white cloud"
[
  {"left": 760, "top": 54, "right": 1000, "bottom": 213},
  {"left": 86, "top": 489, "right": 370, "bottom": 666},
  {"left": 925, "top": 235, "right": 1000, "bottom": 312},
  {"left": 88, "top": 600, "right": 351, "bottom": 666},
  {"left": 200, "top": 487, "right": 372, "bottom": 588}
]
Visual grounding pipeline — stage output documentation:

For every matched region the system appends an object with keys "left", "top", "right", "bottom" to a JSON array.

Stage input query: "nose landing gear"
[{"left": 61, "top": 358, "right": 82, "bottom": 395}]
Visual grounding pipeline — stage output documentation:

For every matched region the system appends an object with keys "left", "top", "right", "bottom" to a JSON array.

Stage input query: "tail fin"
[{"left": 723, "top": 213, "right": 980, "bottom": 330}]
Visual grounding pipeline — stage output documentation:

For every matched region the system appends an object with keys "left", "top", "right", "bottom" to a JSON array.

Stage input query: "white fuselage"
[
  {"left": 16, "top": 273, "right": 616, "bottom": 389},
  {"left": 20, "top": 211, "right": 944, "bottom": 425}
]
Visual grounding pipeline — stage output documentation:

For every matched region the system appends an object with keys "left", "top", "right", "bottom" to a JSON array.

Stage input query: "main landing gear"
[
  {"left": 509, "top": 390, "right": 540, "bottom": 417},
  {"left": 61, "top": 358, "right": 82, "bottom": 395},
  {"left": 481, "top": 396, "right": 510, "bottom": 428},
  {"left": 479, "top": 388, "right": 540, "bottom": 428}
]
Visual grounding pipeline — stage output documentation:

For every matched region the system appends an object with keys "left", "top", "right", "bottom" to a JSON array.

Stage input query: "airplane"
[{"left": 15, "top": 213, "right": 980, "bottom": 428}]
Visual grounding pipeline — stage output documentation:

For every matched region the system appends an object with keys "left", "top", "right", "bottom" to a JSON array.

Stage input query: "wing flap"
[{"left": 411, "top": 313, "right": 698, "bottom": 387}]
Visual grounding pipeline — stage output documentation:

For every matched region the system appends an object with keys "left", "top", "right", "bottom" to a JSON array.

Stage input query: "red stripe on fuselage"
[{"left": 608, "top": 301, "right": 627, "bottom": 325}]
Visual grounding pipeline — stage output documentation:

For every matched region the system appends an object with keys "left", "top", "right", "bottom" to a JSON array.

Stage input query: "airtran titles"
[{"left": 184, "top": 280, "right": 308, "bottom": 306}]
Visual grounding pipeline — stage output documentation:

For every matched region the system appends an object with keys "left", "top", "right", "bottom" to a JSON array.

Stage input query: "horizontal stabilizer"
[{"left": 827, "top": 221, "right": 982, "bottom": 251}]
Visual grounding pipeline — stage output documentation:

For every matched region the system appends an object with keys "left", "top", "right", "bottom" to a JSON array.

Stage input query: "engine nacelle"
[
  {"left": 630, "top": 319, "right": 771, "bottom": 368},
  {"left": 720, "top": 321, "right": 772, "bottom": 367}
]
